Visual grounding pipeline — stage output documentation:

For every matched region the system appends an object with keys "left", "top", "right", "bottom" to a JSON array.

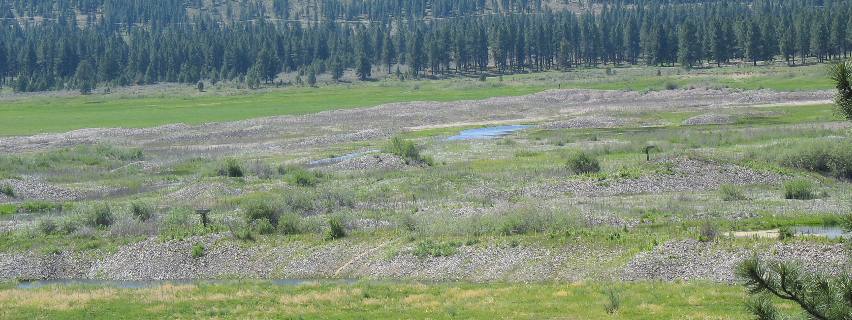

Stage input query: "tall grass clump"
[
  {"left": 386, "top": 137, "right": 432, "bottom": 165},
  {"left": 218, "top": 158, "right": 244, "bottom": 177},
  {"left": 602, "top": 287, "right": 622, "bottom": 314},
  {"left": 325, "top": 215, "right": 347, "bottom": 240},
  {"left": 90, "top": 203, "right": 114, "bottom": 227},
  {"left": 0, "top": 184, "right": 14, "bottom": 197},
  {"left": 565, "top": 151, "right": 601, "bottom": 174},
  {"left": 719, "top": 184, "right": 747, "bottom": 201},
  {"left": 775, "top": 140, "right": 852, "bottom": 179},
  {"left": 242, "top": 199, "right": 280, "bottom": 227},
  {"left": 130, "top": 201, "right": 153, "bottom": 221},
  {"left": 784, "top": 179, "right": 815, "bottom": 200},
  {"left": 280, "top": 166, "right": 321, "bottom": 187}
]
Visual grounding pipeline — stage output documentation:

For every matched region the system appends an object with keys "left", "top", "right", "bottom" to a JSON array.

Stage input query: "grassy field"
[
  {"left": 0, "top": 281, "right": 764, "bottom": 319},
  {"left": 0, "top": 64, "right": 833, "bottom": 136}
]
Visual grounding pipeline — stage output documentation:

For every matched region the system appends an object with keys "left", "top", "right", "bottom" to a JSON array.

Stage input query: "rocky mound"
[
  {"left": 682, "top": 113, "right": 736, "bottom": 125},
  {"left": 528, "top": 157, "right": 783, "bottom": 198},
  {"left": 622, "top": 239, "right": 850, "bottom": 282},
  {"left": 328, "top": 154, "right": 408, "bottom": 171},
  {"left": 165, "top": 181, "right": 238, "bottom": 204},
  {"left": 542, "top": 116, "right": 627, "bottom": 129},
  {"left": 0, "top": 178, "right": 80, "bottom": 203}
]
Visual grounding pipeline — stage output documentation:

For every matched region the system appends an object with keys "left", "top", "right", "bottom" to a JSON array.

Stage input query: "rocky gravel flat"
[
  {"left": 527, "top": 157, "right": 783, "bottom": 198},
  {"left": 0, "top": 177, "right": 81, "bottom": 203}
]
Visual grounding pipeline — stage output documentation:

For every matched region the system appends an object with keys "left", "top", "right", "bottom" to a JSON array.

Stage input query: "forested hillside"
[{"left": 0, "top": 0, "right": 850, "bottom": 92}]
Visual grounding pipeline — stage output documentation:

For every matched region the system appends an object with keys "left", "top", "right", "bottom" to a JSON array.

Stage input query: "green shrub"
[
  {"left": 386, "top": 137, "right": 430, "bottom": 165},
  {"left": 229, "top": 223, "right": 255, "bottom": 241},
  {"left": 698, "top": 221, "right": 718, "bottom": 242},
  {"left": 719, "top": 184, "right": 747, "bottom": 201},
  {"left": 277, "top": 213, "right": 303, "bottom": 235},
  {"left": 191, "top": 243, "right": 205, "bottom": 258},
  {"left": 413, "top": 240, "right": 460, "bottom": 258},
  {"left": 130, "top": 201, "right": 153, "bottom": 221},
  {"left": 283, "top": 191, "right": 316, "bottom": 215},
  {"left": 252, "top": 218, "right": 276, "bottom": 235},
  {"left": 777, "top": 226, "right": 795, "bottom": 240},
  {"left": 784, "top": 179, "right": 815, "bottom": 200},
  {"left": 325, "top": 215, "right": 347, "bottom": 240},
  {"left": 0, "top": 184, "right": 14, "bottom": 197},
  {"left": 90, "top": 204, "right": 114, "bottom": 227},
  {"left": 243, "top": 200, "right": 280, "bottom": 226},
  {"left": 219, "top": 158, "right": 244, "bottom": 177},
  {"left": 37, "top": 219, "right": 58, "bottom": 235},
  {"left": 285, "top": 167, "right": 320, "bottom": 187},
  {"left": 565, "top": 152, "right": 601, "bottom": 174}
]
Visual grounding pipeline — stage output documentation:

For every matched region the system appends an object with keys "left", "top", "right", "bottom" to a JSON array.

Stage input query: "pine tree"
[
  {"left": 75, "top": 60, "right": 96, "bottom": 94},
  {"left": 677, "top": 21, "right": 700, "bottom": 68}
]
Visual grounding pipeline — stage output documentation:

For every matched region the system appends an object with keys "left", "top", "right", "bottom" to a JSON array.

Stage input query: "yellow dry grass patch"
[
  {"left": 0, "top": 288, "right": 118, "bottom": 310},
  {"left": 638, "top": 303, "right": 664, "bottom": 313},
  {"left": 446, "top": 288, "right": 490, "bottom": 300},
  {"left": 279, "top": 288, "right": 361, "bottom": 305},
  {"left": 141, "top": 284, "right": 197, "bottom": 302},
  {"left": 401, "top": 293, "right": 440, "bottom": 309}
]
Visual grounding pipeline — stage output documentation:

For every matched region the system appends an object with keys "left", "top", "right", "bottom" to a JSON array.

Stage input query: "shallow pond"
[
  {"left": 446, "top": 125, "right": 531, "bottom": 141},
  {"left": 793, "top": 226, "right": 849, "bottom": 239},
  {"left": 16, "top": 279, "right": 358, "bottom": 289}
]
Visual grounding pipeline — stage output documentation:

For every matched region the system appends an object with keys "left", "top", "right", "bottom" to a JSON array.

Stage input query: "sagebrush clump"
[{"left": 566, "top": 152, "right": 601, "bottom": 174}]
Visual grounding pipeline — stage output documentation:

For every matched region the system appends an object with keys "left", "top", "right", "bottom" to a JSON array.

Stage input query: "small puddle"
[
  {"left": 446, "top": 125, "right": 531, "bottom": 141},
  {"left": 793, "top": 226, "right": 849, "bottom": 239},
  {"left": 16, "top": 279, "right": 358, "bottom": 289},
  {"left": 308, "top": 150, "right": 380, "bottom": 166}
]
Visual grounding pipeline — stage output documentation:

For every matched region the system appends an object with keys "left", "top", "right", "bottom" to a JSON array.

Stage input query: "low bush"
[
  {"left": 277, "top": 213, "right": 303, "bottom": 235},
  {"left": 698, "top": 221, "right": 718, "bottom": 242},
  {"left": 90, "top": 204, "right": 114, "bottom": 227},
  {"left": 718, "top": 184, "right": 747, "bottom": 201},
  {"left": 191, "top": 243, "right": 205, "bottom": 258},
  {"left": 218, "top": 158, "right": 244, "bottom": 177},
  {"left": 0, "top": 184, "right": 14, "bottom": 197},
  {"left": 413, "top": 240, "right": 460, "bottom": 258},
  {"left": 160, "top": 208, "right": 198, "bottom": 240},
  {"left": 252, "top": 218, "right": 276, "bottom": 235},
  {"left": 130, "top": 201, "right": 153, "bottom": 222},
  {"left": 386, "top": 137, "right": 432, "bottom": 165},
  {"left": 284, "top": 166, "right": 321, "bottom": 187},
  {"left": 565, "top": 152, "right": 601, "bottom": 174},
  {"left": 325, "top": 215, "right": 347, "bottom": 240},
  {"left": 784, "top": 179, "right": 815, "bottom": 200},
  {"left": 243, "top": 200, "right": 280, "bottom": 226},
  {"left": 37, "top": 219, "right": 58, "bottom": 235},
  {"left": 283, "top": 191, "right": 316, "bottom": 215},
  {"left": 777, "top": 226, "right": 795, "bottom": 240}
]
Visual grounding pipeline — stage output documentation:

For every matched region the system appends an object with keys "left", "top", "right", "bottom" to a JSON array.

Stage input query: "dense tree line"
[{"left": 0, "top": 0, "right": 851, "bottom": 92}]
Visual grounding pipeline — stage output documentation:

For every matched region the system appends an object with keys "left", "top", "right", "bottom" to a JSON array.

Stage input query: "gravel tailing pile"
[
  {"left": 0, "top": 178, "right": 81, "bottom": 203},
  {"left": 682, "top": 113, "right": 737, "bottom": 125},
  {"left": 542, "top": 116, "right": 628, "bottom": 129},
  {"left": 527, "top": 157, "right": 783, "bottom": 198},
  {"left": 328, "top": 154, "right": 408, "bottom": 171},
  {"left": 621, "top": 239, "right": 850, "bottom": 282}
]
